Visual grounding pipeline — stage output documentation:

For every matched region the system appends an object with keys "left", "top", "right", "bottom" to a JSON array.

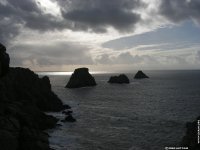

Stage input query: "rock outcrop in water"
[
  {"left": 0, "top": 43, "right": 71, "bottom": 150},
  {"left": 108, "top": 74, "right": 130, "bottom": 84},
  {"left": 134, "top": 70, "right": 149, "bottom": 79},
  {"left": 181, "top": 117, "right": 200, "bottom": 150},
  {"left": 66, "top": 67, "right": 97, "bottom": 88},
  {"left": 0, "top": 43, "right": 10, "bottom": 77}
]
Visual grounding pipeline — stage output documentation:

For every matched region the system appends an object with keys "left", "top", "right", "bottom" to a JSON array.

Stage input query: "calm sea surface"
[{"left": 39, "top": 70, "right": 200, "bottom": 150}]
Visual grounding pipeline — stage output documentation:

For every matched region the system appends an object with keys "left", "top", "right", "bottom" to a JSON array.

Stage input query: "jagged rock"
[
  {"left": 0, "top": 130, "right": 18, "bottom": 150},
  {"left": 0, "top": 43, "right": 72, "bottom": 150},
  {"left": 181, "top": 117, "right": 200, "bottom": 150},
  {"left": 41, "top": 76, "right": 51, "bottom": 90},
  {"left": 7, "top": 67, "right": 64, "bottom": 112},
  {"left": 61, "top": 114, "right": 76, "bottom": 122},
  {"left": 0, "top": 67, "right": 64, "bottom": 150},
  {"left": 108, "top": 74, "right": 130, "bottom": 84},
  {"left": 134, "top": 70, "right": 149, "bottom": 79},
  {"left": 19, "top": 127, "right": 50, "bottom": 150},
  {"left": 66, "top": 68, "right": 97, "bottom": 88},
  {"left": 0, "top": 43, "right": 10, "bottom": 77},
  {"left": 63, "top": 104, "right": 71, "bottom": 109}
]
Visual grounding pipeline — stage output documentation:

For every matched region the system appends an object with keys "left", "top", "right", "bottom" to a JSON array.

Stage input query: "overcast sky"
[{"left": 1, "top": 0, "right": 200, "bottom": 71}]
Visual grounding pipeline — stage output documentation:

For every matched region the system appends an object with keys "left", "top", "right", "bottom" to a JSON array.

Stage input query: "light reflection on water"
[
  {"left": 43, "top": 70, "right": 200, "bottom": 150},
  {"left": 37, "top": 71, "right": 109, "bottom": 76}
]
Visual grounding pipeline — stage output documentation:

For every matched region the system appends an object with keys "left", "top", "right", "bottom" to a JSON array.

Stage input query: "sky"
[{"left": 1, "top": 0, "right": 200, "bottom": 72}]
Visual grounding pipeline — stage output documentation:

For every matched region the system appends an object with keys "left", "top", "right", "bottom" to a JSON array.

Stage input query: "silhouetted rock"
[
  {"left": 8, "top": 67, "right": 64, "bottom": 112},
  {"left": 63, "top": 104, "right": 71, "bottom": 109},
  {"left": 134, "top": 70, "right": 149, "bottom": 79},
  {"left": 0, "top": 130, "right": 18, "bottom": 150},
  {"left": 0, "top": 44, "right": 71, "bottom": 150},
  {"left": 181, "top": 117, "right": 200, "bottom": 150},
  {"left": 0, "top": 43, "right": 10, "bottom": 77},
  {"left": 108, "top": 74, "right": 130, "bottom": 84},
  {"left": 61, "top": 114, "right": 76, "bottom": 122},
  {"left": 66, "top": 68, "right": 97, "bottom": 88}
]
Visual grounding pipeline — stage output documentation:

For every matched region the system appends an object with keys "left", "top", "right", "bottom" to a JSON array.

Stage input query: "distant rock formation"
[
  {"left": 0, "top": 43, "right": 72, "bottom": 150},
  {"left": 66, "top": 68, "right": 97, "bottom": 88},
  {"left": 0, "top": 43, "right": 10, "bottom": 77},
  {"left": 134, "top": 70, "right": 149, "bottom": 79},
  {"left": 108, "top": 74, "right": 130, "bottom": 84},
  {"left": 180, "top": 117, "right": 200, "bottom": 150}
]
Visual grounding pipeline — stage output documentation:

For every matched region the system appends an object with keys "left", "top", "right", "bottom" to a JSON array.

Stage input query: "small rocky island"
[
  {"left": 108, "top": 74, "right": 130, "bottom": 84},
  {"left": 66, "top": 67, "right": 97, "bottom": 88},
  {"left": 0, "top": 43, "right": 71, "bottom": 150},
  {"left": 134, "top": 70, "right": 149, "bottom": 79}
]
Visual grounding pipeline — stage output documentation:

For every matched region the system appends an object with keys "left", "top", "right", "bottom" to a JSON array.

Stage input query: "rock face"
[
  {"left": 134, "top": 70, "right": 149, "bottom": 79},
  {"left": 0, "top": 43, "right": 10, "bottom": 77},
  {"left": 66, "top": 68, "right": 97, "bottom": 88},
  {"left": 0, "top": 43, "right": 71, "bottom": 150},
  {"left": 108, "top": 74, "right": 130, "bottom": 84},
  {"left": 181, "top": 117, "right": 200, "bottom": 150}
]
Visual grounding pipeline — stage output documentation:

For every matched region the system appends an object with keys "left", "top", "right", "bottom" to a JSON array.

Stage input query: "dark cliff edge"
[
  {"left": 180, "top": 117, "right": 200, "bottom": 150},
  {"left": 0, "top": 43, "right": 70, "bottom": 150},
  {"left": 66, "top": 67, "right": 97, "bottom": 88}
]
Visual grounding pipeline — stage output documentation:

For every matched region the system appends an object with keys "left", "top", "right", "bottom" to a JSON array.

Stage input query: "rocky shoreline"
[
  {"left": 0, "top": 67, "right": 70, "bottom": 150},
  {"left": 0, "top": 43, "right": 71, "bottom": 150}
]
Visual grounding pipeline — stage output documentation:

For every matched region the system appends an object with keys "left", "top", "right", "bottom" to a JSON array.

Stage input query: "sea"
[{"left": 38, "top": 70, "right": 200, "bottom": 150}]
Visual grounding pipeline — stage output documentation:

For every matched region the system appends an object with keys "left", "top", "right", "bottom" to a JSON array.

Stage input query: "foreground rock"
[
  {"left": 66, "top": 68, "right": 97, "bottom": 88},
  {"left": 0, "top": 67, "right": 67, "bottom": 150},
  {"left": 181, "top": 117, "right": 200, "bottom": 150},
  {"left": 134, "top": 70, "right": 149, "bottom": 79},
  {"left": 108, "top": 74, "right": 130, "bottom": 84},
  {"left": 0, "top": 43, "right": 72, "bottom": 150},
  {"left": 0, "top": 43, "right": 10, "bottom": 77}
]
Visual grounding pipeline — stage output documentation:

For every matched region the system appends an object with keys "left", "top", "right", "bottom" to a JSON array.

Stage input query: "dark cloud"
[
  {"left": 159, "top": 0, "right": 200, "bottom": 24},
  {"left": 0, "top": 0, "right": 67, "bottom": 44},
  {"left": 0, "top": 0, "right": 145, "bottom": 44},
  {"left": 58, "top": 0, "right": 144, "bottom": 33},
  {"left": 8, "top": 42, "right": 93, "bottom": 67}
]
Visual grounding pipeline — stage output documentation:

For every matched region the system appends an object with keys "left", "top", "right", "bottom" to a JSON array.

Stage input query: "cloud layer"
[
  {"left": 1, "top": 0, "right": 200, "bottom": 44},
  {"left": 1, "top": 0, "right": 200, "bottom": 70},
  {"left": 160, "top": 0, "right": 200, "bottom": 24},
  {"left": 9, "top": 42, "right": 93, "bottom": 68},
  {"left": 60, "top": 0, "right": 144, "bottom": 33}
]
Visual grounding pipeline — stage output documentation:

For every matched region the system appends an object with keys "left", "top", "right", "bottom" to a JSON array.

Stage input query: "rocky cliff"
[{"left": 0, "top": 43, "right": 69, "bottom": 150}]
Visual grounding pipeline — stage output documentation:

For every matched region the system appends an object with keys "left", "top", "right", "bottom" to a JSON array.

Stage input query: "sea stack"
[
  {"left": 0, "top": 43, "right": 10, "bottom": 77},
  {"left": 66, "top": 67, "right": 97, "bottom": 88},
  {"left": 108, "top": 74, "right": 130, "bottom": 84},
  {"left": 134, "top": 70, "right": 149, "bottom": 79}
]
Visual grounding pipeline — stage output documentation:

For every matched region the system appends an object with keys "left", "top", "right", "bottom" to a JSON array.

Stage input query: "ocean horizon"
[{"left": 40, "top": 70, "right": 200, "bottom": 150}]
